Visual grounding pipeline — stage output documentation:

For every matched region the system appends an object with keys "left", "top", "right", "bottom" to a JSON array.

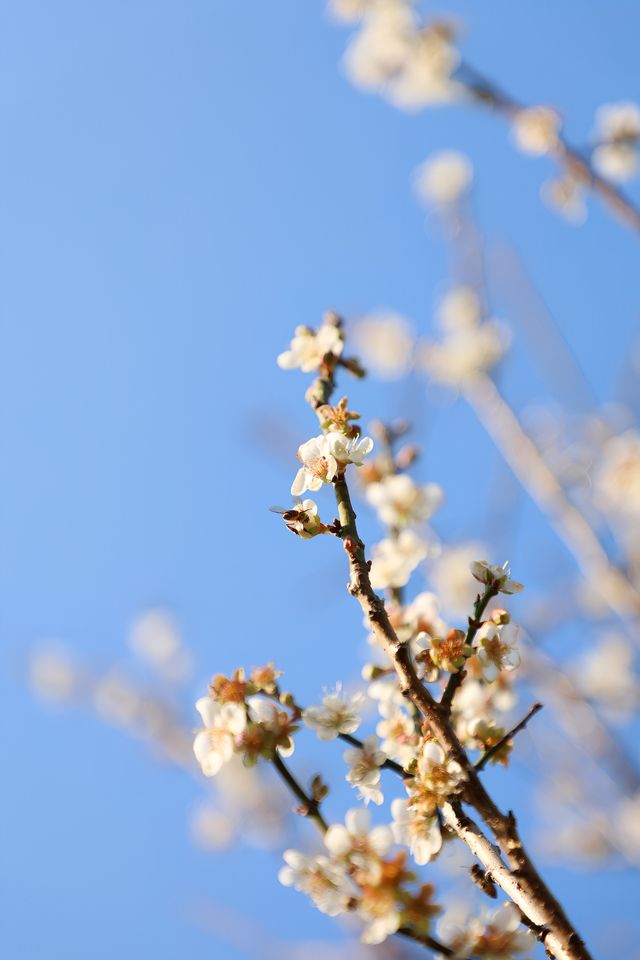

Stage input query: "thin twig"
[
  {"left": 458, "top": 61, "right": 640, "bottom": 234},
  {"left": 440, "top": 584, "right": 498, "bottom": 714},
  {"left": 475, "top": 702, "right": 543, "bottom": 772},
  {"left": 271, "top": 751, "right": 329, "bottom": 835}
]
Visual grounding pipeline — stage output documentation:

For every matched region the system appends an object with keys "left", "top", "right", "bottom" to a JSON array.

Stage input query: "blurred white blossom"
[
  {"left": 369, "top": 529, "right": 430, "bottom": 589},
  {"left": 511, "top": 106, "right": 561, "bottom": 155},
  {"left": 351, "top": 312, "right": 414, "bottom": 379}
]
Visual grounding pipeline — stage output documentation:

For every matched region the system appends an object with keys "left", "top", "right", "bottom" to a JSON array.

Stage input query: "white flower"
[
  {"left": 344, "top": 735, "right": 388, "bottom": 805},
  {"left": 327, "top": 0, "right": 389, "bottom": 22},
  {"left": 417, "top": 740, "right": 466, "bottom": 805},
  {"left": 403, "top": 591, "right": 447, "bottom": 644},
  {"left": 387, "top": 25, "right": 461, "bottom": 110},
  {"left": 29, "top": 644, "right": 76, "bottom": 702},
  {"left": 279, "top": 850, "right": 356, "bottom": 916},
  {"left": 291, "top": 434, "right": 339, "bottom": 495},
  {"left": 129, "top": 609, "right": 190, "bottom": 681},
  {"left": 438, "top": 901, "right": 535, "bottom": 960},
  {"left": 193, "top": 698, "right": 247, "bottom": 777},
  {"left": 574, "top": 633, "right": 638, "bottom": 715},
  {"left": 511, "top": 107, "right": 560, "bottom": 155},
  {"left": 358, "top": 888, "right": 402, "bottom": 944},
  {"left": 325, "top": 807, "right": 393, "bottom": 869},
  {"left": 277, "top": 322, "right": 343, "bottom": 372},
  {"left": 291, "top": 431, "right": 373, "bottom": 496},
  {"left": 278, "top": 499, "right": 327, "bottom": 539},
  {"left": 453, "top": 679, "right": 516, "bottom": 744},
  {"left": 437, "top": 286, "right": 481, "bottom": 331},
  {"left": 475, "top": 622, "right": 521, "bottom": 681},
  {"left": 541, "top": 175, "right": 587, "bottom": 224},
  {"left": 376, "top": 704, "right": 418, "bottom": 766},
  {"left": 366, "top": 474, "right": 443, "bottom": 527},
  {"left": 352, "top": 311, "right": 415, "bottom": 380},
  {"left": 470, "top": 559, "right": 524, "bottom": 595},
  {"left": 592, "top": 141, "right": 638, "bottom": 182},
  {"left": 593, "top": 101, "right": 640, "bottom": 143},
  {"left": 247, "top": 695, "right": 295, "bottom": 757},
  {"left": 414, "top": 150, "right": 473, "bottom": 206},
  {"left": 369, "top": 530, "right": 430, "bottom": 589},
  {"left": 343, "top": 3, "right": 416, "bottom": 91},
  {"left": 304, "top": 686, "right": 365, "bottom": 740},
  {"left": 391, "top": 797, "right": 442, "bottom": 864},
  {"left": 593, "top": 430, "right": 640, "bottom": 520},
  {"left": 418, "top": 322, "right": 510, "bottom": 386}
]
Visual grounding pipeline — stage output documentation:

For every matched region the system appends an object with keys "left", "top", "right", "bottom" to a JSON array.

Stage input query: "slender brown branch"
[
  {"left": 458, "top": 61, "right": 640, "bottom": 234},
  {"left": 271, "top": 751, "right": 329, "bottom": 835},
  {"left": 440, "top": 584, "right": 498, "bottom": 714},
  {"left": 329, "top": 472, "right": 592, "bottom": 960},
  {"left": 475, "top": 702, "right": 543, "bottom": 772}
]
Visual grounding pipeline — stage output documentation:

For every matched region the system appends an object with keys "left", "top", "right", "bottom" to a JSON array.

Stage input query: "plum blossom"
[
  {"left": 291, "top": 431, "right": 373, "bottom": 496},
  {"left": 414, "top": 150, "right": 473, "bottom": 206},
  {"left": 391, "top": 797, "right": 442, "bottom": 864},
  {"left": 592, "top": 101, "right": 640, "bottom": 182},
  {"left": 592, "top": 430, "right": 640, "bottom": 520},
  {"left": 325, "top": 807, "right": 394, "bottom": 882},
  {"left": 418, "top": 294, "right": 510, "bottom": 386},
  {"left": 366, "top": 473, "right": 443, "bottom": 527},
  {"left": 437, "top": 901, "right": 535, "bottom": 959},
  {"left": 511, "top": 106, "right": 560, "bottom": 155},
  {"left": 574, "top": 632, "right": 639, "bottom": 717},
  {"left": 344, "top": 735, "right": 388, "bottom": 805},
  {"left": 193, "top": 697, "right": 247, "bottom": 777},
  {"left": 351, "top": 311, "right": 415, "bottom": 380},
  {"left": 418, "top": 628, "right": 473, "bottom": 674},
  {"left": 304, "top": 686, "right": 365, "bottom": 740},
  {"left": 369, "top": 530, "right": 430, "bottom": 589},
  {"left": 246, "top": 696, "right": 297, "bottom": 758},
  {"left": 376, "top": 703, "right": 419, "bottom": 766},
  {"left": 276, "top": 499, "right": 328, "bottom": 539},
  {"left": 279, "top": 850, "right": 356, "bottom": 916},
  {"left": 475, "top": 622, "right": 521, "bottom": 681},
  {"left": 470, "top": 560, "right": 524, "bottom": 595},
  {"left": 343, "top": 6, "right": 461, "bottom": 110},
  {"left": 414, "top": 739, "right": 466, "bottom": 810},
  {"left": 541, "top": 174, "right": 587, "bottom": 224},
  {"left": 277, "top": 321, "right": 343, "bottom": 372}
]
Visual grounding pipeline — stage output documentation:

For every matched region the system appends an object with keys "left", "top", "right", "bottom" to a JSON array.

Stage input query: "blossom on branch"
[
  {"left": 277, "top": 321, "right": 343, "bottom": 373},
  {"left": 470, "top": 560, "right": 524, "bottom": 595},
  {"left": 365, "top": 473, "right": 443, "bottom": 527},
  {"left": 343, "top": 735, "right": 388, "bottom": 805},
  {"left": 278, "top": 850, "right": 356, "bottom": 916},
  {"left": 193, "top": 698, "right": 247, "bottom": 777},
  {"left": 291, "top": 431, "right": 373, "bottom": 496},
  {"left": 369, "top": 529, "right": 430, "bottom": 589},
  {"left": 391, "top": 797, "right": 442, "bottom": 864},
  {"left": 303, "top": 686, "right": 365, "bottom": 740}
]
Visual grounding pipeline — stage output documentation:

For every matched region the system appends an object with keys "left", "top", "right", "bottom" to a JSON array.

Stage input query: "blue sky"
[{"left": 1, "top": 2, "right": 639, "bottom": 958}]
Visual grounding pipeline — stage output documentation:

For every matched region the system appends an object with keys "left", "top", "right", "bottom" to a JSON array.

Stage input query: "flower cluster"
[
  {"left": 437, "top": 902, "right": 536, "bottom": 959},
  {"left": 591, "top": 101, "right": 640, "bottom": 182},
  {"left": 292, "top": 430, "right": 374, "bottom": 496},
  {"left": 193, "top": 664, "right": 299, "bottom": 776},
  {"left": 281, "top": 808, "right": 441, "bottom": 944},
  {"left": 277, "top": 317, "right": 344, "bottom": 372}
]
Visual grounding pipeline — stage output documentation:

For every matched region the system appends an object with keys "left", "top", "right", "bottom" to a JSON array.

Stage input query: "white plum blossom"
[
  {"left": 418, "top": 318, "right": 510, "bottom": 386},
  {"left": 437, "top": 286, "right": 481, "bottom": 331},
  {"left": 592, "top": 430, "right": 640, "bottom": 520},
  {"left": 193, "top": 697, "right": 247, "bottom": 777},
  {"left": 247, "top": 695, "right": 296, "bottom": 757},
  {"left": 416, "top": 739, "right": 466, "bottom": 808},
  {"left": 437, "top": 901, "right": 536, "bottom": 959},
  {"left": 343, "top": 5, "right": 461, "bottom": 110},
  {"left": 366, "top": 473, "right": 443, "bottom": 527},
  {"left": 129, "top": 609, "right": 191, "bottom": 681},
  {"left": 352, "top": 311, "right": 415, "bottom": 380},
  {"left": 344, "top": 735, "right": 388, "bottom": 805},
  {"left": 279, "top": 850, "right": 356, "bottom": 916},
  {"left": 369, "top": 529, "right": 430, "bottom": 589},
  {"left": 470, "top": 560, "right": 524, "bottom": 595},
  {"left": 541, "top": 174, "right": 587, "bottom": 224},
  {"left": 475, "top": 622, "right": 521, "bottom": 681},
  {"left": 453, "top": 679, "right": 516, "bottom": 746},
  {"left": 277, "top": 321, "right": 343, "bottom": 372},
  {"left": 358, "top": 887, "right": 403, "bottom": 944},
  {"left": 278, "top": 499, "right": 327, "bottom": 539},
  {"left": 574, "top": 633, "right": 638, "bottom": 717},
  {"left": 325, "top": 807, "right": 394, "bottom": 878},
  {"left": 303, "top": 686, "right": 365, "bottom": 740},
  {"left": 511, "top": 106, "right": 560, "bottom": 155},
  {"left": 391, "top": 797, "right": 442, "bottom": 864},
  {"left": 414, "top": 150, "right": 473, "bottom": 206},
  {"left": 592, "top": 101, "right": 640, "bottom": 182},
  {"left": 29, "top": 644, "right": 77, "bottom": 703},
  {"left": 376, "top": 703, "right": 419, "bottom": 766},
  {"left": 403, "top": 590, "right": 448, "bottom": 645},
  {"left": 291, "top": 431, "right": 373, "bottom": 496}
]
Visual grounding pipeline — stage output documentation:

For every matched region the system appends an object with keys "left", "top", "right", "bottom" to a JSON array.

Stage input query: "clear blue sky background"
[{"left": 1, "top": 2, "right": 639, "bottom": 958}]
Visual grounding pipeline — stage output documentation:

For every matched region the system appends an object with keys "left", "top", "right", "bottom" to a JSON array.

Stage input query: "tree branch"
[{"left": 475, "top": 702, "right": 543, "bottom": 772}]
